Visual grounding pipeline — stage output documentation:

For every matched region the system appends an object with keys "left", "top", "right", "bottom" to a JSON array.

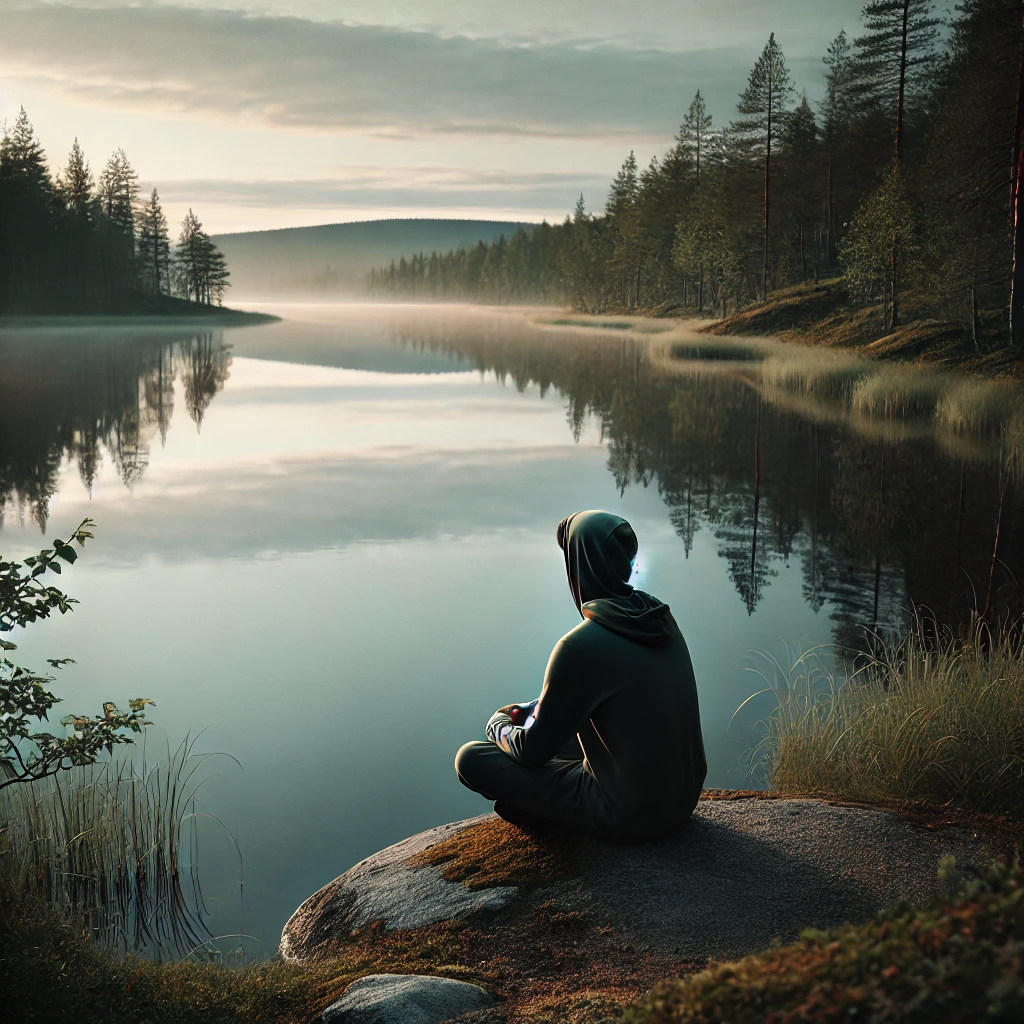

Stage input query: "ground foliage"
[{"left": 623, "top": 860, "right": 1024, "bottom": 1024}]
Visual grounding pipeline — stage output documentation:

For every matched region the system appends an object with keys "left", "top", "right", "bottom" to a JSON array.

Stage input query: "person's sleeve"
[{"left": 492, "top": 637, "right": 594, "bottom": 768}]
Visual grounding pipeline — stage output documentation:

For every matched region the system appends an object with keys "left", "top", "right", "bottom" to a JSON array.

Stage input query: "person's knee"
[{"left": 454, "top": 741, "right": 490, "bottom": 786}]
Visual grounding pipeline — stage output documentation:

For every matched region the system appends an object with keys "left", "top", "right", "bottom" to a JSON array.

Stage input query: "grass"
[
  {"left": 0, "top": 739, "right": 225, "bottom": 959},
  {"left": 935, "top": 377, "right": 1020, "bottom": 434},
  {"left": 849, "top": 364, "right": 947, "bottom": 419},
  {"left": 0, "top": 878, "right": 329, "bottom": 1024},
  {"left": 751, "top": 628, "right": 1024, "bottom": 818},
  {"left": 623, "top": 860, "right": 1024, "bottom": 1024}
]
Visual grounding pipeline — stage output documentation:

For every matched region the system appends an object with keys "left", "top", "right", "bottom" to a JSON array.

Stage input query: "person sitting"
[{"left": 455, "top": 509, "right": 706, "bottom": 841}]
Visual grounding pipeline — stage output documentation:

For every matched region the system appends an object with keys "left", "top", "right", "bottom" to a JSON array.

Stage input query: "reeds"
[
  {"left": 0, "top": 737, "right": 226, "bottom": 959},
  {"left": 751, "top": 626, "right": 1024, "bottom": 817}
]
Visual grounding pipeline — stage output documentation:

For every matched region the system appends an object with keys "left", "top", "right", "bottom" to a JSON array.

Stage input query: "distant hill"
[{"left": 211, "top": 218, "right": 533, "bottom": 298}]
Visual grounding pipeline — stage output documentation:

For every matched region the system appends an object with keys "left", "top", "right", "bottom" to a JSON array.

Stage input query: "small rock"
[{"left": 322, "top": 973, "right": 496, "bottom": 1024}]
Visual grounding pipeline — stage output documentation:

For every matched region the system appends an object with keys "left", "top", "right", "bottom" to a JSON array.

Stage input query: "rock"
[
  {"left": 283, "top": 795, "right": 1009, "bottom": 1022},
  {"left": 283, "top": 796, "right": 1000, "bottom": 965},
  {"left": 281, "top": 814, "right": 516, "bottom": 961},
  {"left": 322, "top": 973, "right": 496, "bottom": 1024}
]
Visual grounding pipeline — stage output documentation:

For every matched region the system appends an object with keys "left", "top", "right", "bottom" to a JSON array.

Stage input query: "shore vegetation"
[
  {"left": 625, "top": 861, "right": 1024, "bottom": 1024},
  {"left": 752, "top": 623, "right": 1024, "bottom": 818}
]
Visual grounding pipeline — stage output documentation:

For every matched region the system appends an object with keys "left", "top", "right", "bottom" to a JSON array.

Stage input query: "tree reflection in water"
[
  {"left": 1, "top": 311, "right": 1019, "bottom": 647},
  {"left": 386, "top": 309, "right": 1022, "bottom": 642},
  {"left": 0, "top": 329, "right": 231, "bottom": 529}
]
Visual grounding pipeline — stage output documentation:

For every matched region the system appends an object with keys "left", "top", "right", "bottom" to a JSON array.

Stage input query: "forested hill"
[
  {"left": 367, "top": 0, "right": 1024, "bottom": 355},
  {"left": 211, "top": 218, "right": 532, "bottom": 297}
]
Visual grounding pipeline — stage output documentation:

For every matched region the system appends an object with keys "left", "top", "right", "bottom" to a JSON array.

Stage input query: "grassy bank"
[
  {"left": 698, "top": 279, "right": 1022, "bottom": 377},
  {"left": 752, "top": 628, "right": 1024, "bottom": 819},
  {"left": 0, "top": 883, "right": 326, "bottom": 1024}
]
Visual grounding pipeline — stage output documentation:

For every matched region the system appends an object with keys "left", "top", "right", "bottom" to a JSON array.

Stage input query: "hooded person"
[{"left": 454, "top": 510, "right": 706, "bottom": 841}]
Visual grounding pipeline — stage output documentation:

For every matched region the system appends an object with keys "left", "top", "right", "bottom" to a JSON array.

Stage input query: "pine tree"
[
  {"left": 173, "top": 209, "right": 229, "bottom": 305},
  {"left": 0, "top": 107, "right": 53, "bottom": 192},
  {"left": 606, "top": 151, "right": 639, "bottom": 215},
  {"left": 56, "top": 139, "right": 94, "bottom": 222},
  {"left": 735, "top": 32, "right": 794, "bottom": 299},
  {"left": 677, "top": 91, "right": 714, "bottom": 187},
  {"left": 780, "top": 94, "right": 820, "bottom": 280},
  {"left": 98, "top": 148, "right": 140, "bottom": 231},
  {"left": 855, "top": 0, "right": 941, "bottom": 165},
  {"left": 136, "top": 188, "right": 171, "bottom": 296},
  {"left": 0, "top": 108, "right": 55, "bottom": 301}
]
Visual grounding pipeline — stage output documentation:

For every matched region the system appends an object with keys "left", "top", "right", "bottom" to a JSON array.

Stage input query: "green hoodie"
[{"left": 457, "top": 510, "right": 707, "bottom": 840}]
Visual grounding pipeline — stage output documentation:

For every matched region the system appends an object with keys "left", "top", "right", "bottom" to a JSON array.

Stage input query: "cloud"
[
  {"left": 0, "top": 3, "right": 827, "bottom": 139},
  {"left": 150, "top": 168, "right": 609, "bottom": 212},
  {"left": 45, "top": 444, "right": 610, "bottom": 563}
]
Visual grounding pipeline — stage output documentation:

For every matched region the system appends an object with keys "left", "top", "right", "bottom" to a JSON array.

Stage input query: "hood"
[{"left": 556, "top": 510, "right": 678, "bottom": 647}]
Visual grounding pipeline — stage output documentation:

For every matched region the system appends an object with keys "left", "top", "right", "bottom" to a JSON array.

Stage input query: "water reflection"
[
  {"left": 2, "top": 310, "right": 1019, "bottom": 642},
  {"left": 0, "top": 328, "right": 232, "bottom": 527},
  {"left": 375, "top": 308, "right": 1021, "bottom": 640},
  {"left": 2, "top": 306, "right": 1021, "bottom": 952}
]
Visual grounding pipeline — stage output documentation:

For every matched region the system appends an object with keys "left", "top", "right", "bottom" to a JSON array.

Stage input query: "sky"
[{"left": 1, "top": 0, "right": 906, "bottom": 234}]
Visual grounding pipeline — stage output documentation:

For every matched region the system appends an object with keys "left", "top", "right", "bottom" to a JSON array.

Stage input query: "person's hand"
[{"left": 497, "top": 698, "right": 538, "bottom": 719}]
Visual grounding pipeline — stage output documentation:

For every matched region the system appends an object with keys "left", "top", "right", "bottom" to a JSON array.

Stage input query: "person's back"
[
  {"left": 455, "top": 509, "right": 707, "bottom": 841},
  {"left": 567, "top": 618, "right": 705, "bottom": 837}
]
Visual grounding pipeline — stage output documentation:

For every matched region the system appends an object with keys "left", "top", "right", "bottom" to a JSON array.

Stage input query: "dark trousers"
[{"left": 455, "top": 738, "right": 621, "bottom": 838}]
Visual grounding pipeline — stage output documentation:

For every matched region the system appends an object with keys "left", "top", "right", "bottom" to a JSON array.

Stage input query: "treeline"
[
  {"left": 0, "top": 109, "right": 229, "bottom": 313},
  {"left": 368, "top": 0, "right": 1023, "bottom": 345}
]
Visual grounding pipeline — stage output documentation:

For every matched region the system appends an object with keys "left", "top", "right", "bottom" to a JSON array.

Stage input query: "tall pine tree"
[
  {"left": 855, "top": 0, "right": 941, "bottom": 165},
  {"left": 735, "top": 32, "right": 793, "bottom": 299},
  {"left": 136, "top": 188, "right": 171, "bottom": 296}
]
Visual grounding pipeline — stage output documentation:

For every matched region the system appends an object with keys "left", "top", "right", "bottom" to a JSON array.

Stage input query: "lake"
[{"left": 2, "top": 303, "right": 1021, "bottom": 956}]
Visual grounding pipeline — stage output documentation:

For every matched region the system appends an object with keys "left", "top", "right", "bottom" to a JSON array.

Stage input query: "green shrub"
[{"left": 624, "top": 863, "right": 1024, "bottom": 1024}]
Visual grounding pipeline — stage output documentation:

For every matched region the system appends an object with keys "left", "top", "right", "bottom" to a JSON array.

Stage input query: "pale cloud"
[
  {"left": 0, "top": 3, "right": 827, "bottom": 140},
  {"left": 151, "top": 168, "right": 609, "bottom": 213}
]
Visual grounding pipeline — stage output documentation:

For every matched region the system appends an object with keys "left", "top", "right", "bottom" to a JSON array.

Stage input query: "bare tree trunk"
[
  {"left": 799, "top": 204, "right": 806, "bottom": 281},
  {"left": 970, "top": 282, "right": 982, "bottom": 353},
  {"left": 895, "top": 0, "right": 910, "bottom": 165},
  {"left": 763, "top": 86, "right": 772, "bottom": 301},
  {"left": 1012, "top": 14, "right": 1024, "bottom": 344},
  {"left": 826, "top": 148, "right": 834, "bottom": 267}
]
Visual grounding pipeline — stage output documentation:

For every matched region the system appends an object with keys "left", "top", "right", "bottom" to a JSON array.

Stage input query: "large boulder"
[
  {"left": 322, "top": 974, "right": 495, "bottom": 1024},
  {"left": 283, "top": 794, "right": 1008, "bottom": 1023}
]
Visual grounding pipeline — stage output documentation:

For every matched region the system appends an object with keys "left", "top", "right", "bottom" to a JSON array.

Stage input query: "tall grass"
[
  {"left": 0, "top": 738, "right": 229, "bottom": 959},
  {"left": 752, "top": 627, "right": 1024, "bottom": 817},
  {"left": 934, "top": 378, "right": 1019, "bottom": 434},
  {"left": 850, "top": 365, "right": 947, "bottom": 419}
]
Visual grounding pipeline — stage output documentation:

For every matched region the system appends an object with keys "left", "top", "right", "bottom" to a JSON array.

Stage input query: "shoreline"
[
  {"left": 535, "top": 280, "right": 1023, "bottom": 380},
  {"left": 0, "top": 308, "right": 279, "bottom": 329}
]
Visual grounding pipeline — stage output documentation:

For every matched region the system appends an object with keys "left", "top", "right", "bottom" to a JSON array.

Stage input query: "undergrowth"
[
  {"left": 623, "top": 861, "right": 1024, "bottom": 1024},
  {"left": 0, "top": 878, "right": 333, "bottom": 1024}
]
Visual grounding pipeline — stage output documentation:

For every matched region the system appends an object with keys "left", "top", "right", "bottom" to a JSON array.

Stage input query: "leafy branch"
[{"left": 0, "top": 519, "right": 155, "bottom": 791}]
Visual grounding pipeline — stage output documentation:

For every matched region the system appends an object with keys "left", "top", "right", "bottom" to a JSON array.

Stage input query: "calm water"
[{"left": 2, "top": 304, "right": 1021, "bottom": 955}]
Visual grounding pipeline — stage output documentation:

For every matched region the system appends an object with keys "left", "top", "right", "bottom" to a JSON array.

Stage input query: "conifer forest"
[
  {"left": 0, "top": 110, "right": 229, "bottom": 314},
  {"left": 367, "top": 0, "right": 1024, "bottom": 348}
]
